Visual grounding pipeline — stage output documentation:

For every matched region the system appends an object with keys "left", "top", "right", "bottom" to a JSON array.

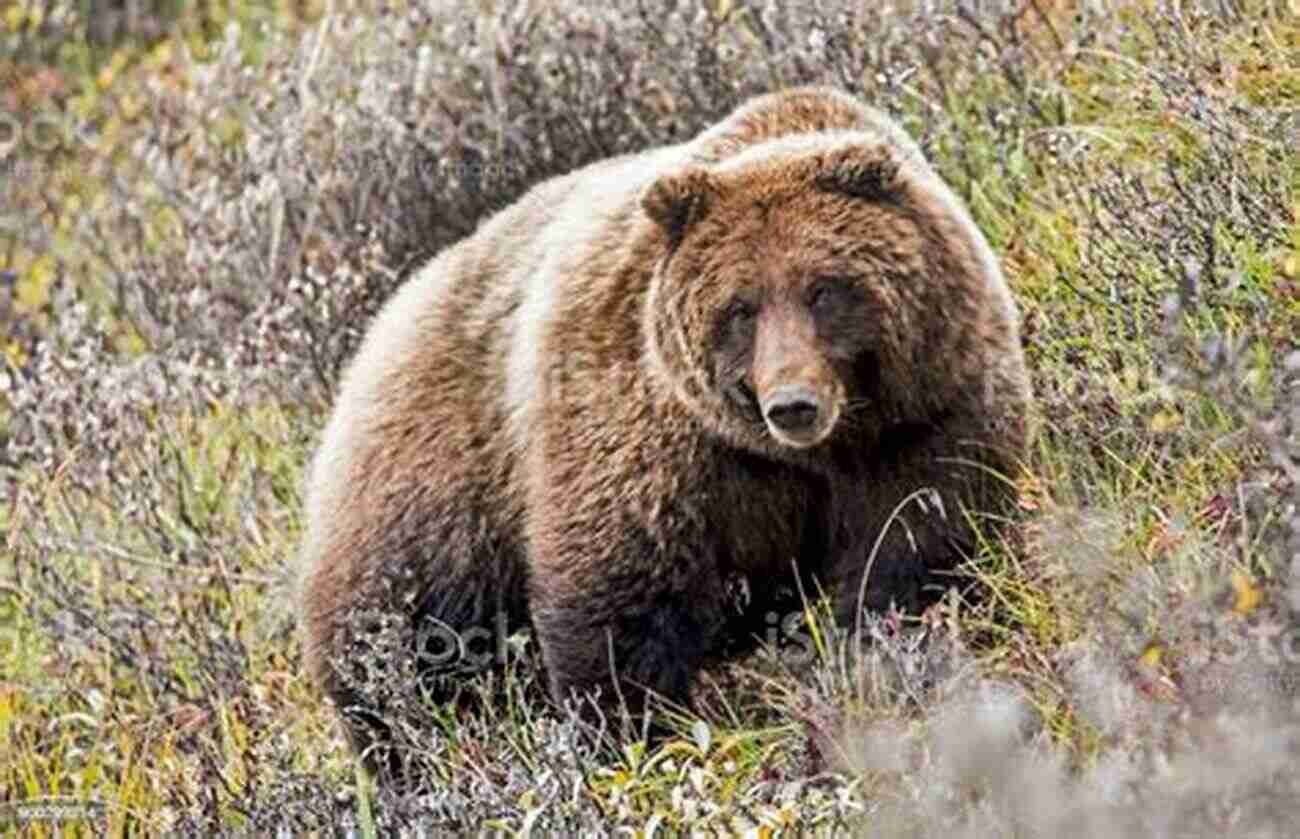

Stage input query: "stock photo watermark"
[
  {"left": 345, "top": 607, "right": 1300, "bottom": 684},
  {"left": 0, "top": 109, "right": 97, "bottom": 233},
  {"left": 0, "top": 797, "right": 107, "bottom": 831}
]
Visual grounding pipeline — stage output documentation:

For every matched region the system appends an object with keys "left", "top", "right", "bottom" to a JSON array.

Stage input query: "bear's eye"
[
  {"left": 808, "top": 278, "right": 851, "bottom": 313},
  {"left": 724, "top": 298, "right": 759, "bottom": 331}
]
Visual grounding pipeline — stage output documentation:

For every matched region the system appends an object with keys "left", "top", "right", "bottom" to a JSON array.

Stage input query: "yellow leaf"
[
  {"left": 4, "top": 5, "right": 26, "bottom": 33},
  {"left": 17, "top": 257, "right": 55, "bottom": 309},
  {"left": 3, "top": 340, "right": 27, "bottom": 368},
  {"left": 150, "top": 40, "right": 174, "bottom": 65},
  {"left": 1149, "top": 410, "right": 1182, "bottom": 433},
  {"left": 1283, "top": 253, "right": 1299, "bottom": 279},
  {"left": 1139, "top": 643, "right": 1163, "bottom": 669},
  {"left": 1231, "top": 570, "right": 1262, "bottom": 616}
]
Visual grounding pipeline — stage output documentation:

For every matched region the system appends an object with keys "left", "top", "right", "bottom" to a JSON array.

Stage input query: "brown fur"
[{"left": 298, "top": 87, "right": 1031, "bottom": 778}]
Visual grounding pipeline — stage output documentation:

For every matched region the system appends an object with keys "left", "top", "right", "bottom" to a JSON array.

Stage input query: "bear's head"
[{"left": 641, "top": 132, "right": 1005, "bottom": 459}]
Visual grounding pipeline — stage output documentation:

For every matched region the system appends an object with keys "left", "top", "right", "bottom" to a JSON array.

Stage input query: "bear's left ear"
[
  {"left": 813, "top": 143, "right": 904, "bottom": 203},
  {"left": 642, "top": 168, "right": 716, "bottom": 241}
]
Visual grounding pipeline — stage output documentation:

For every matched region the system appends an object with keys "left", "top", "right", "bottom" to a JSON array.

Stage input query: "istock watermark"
[
  {"left": 346, "top": 604, "right": 1300, "bottom": 682},
  {"left": 0, "top": 111, "right": 92, "bottom": 233},
  {"left": 0, "top": 797, "right": 107, "bottom": 831},
  {"left": 0, "top": 110, "right": 99, "bottom": 159},
  {"left": 345, "top": 607, "right": 824, "bottom": 674}
]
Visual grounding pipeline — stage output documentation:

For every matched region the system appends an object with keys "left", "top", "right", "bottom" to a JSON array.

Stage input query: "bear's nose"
[{"left": 763, "top": 387, "right": 821, "bottom": 433}]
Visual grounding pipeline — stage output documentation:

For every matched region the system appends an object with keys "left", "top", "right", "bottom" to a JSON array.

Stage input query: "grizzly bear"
[{"left": 298, "top": 86, "right": 1031, "bottom": 778}]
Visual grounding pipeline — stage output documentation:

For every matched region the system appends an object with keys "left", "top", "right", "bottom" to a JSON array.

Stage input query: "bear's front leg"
[
  {"left": 831, "top": 482, "right": 965, "bottom": 623},
  {"left": 829, "top": 437, "right": 1009, "bottom": 624},
  {"left": 528, "top": 527, "right": 732, "bottom": 731}
]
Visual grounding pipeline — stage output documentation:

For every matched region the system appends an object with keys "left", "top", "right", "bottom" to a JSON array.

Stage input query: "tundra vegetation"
[{"left": 1, "top": 0, "right": 1297, "bottom": 835}]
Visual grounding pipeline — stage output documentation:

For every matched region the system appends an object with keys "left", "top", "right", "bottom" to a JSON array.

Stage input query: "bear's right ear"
[
  {"left": 642, "top": 168, "right": 715, "bottom": 241},
  {"left": 813, "top": 143, "right": 904, "bottom": 203}
]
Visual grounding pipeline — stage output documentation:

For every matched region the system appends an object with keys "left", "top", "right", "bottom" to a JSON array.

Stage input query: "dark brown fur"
[{"left": 298, "top": 87, "right": 1031, "bottom": 780}]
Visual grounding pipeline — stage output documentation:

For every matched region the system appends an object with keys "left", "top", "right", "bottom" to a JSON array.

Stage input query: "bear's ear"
[
  {"left": 813, "top": 143, "right": 904, "bottom": 203},
  {"left": 642, "top": 168, "right": 715, "bottom": 240}
]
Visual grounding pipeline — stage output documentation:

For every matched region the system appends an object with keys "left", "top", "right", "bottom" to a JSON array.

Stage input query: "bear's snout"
[
  {"left": 751, "top": 305, "right": 842, "bottom": 449},
  {"left": 763, "top": 386, "right": 822, "bottom": 433},
  {"left": 756, "top": 375, "right": 840, "bottom": 448}
]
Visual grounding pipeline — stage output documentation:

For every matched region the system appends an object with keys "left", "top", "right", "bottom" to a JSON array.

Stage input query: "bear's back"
[{"left": 690, "top": 87, "right": 921, "bottom": 166}]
